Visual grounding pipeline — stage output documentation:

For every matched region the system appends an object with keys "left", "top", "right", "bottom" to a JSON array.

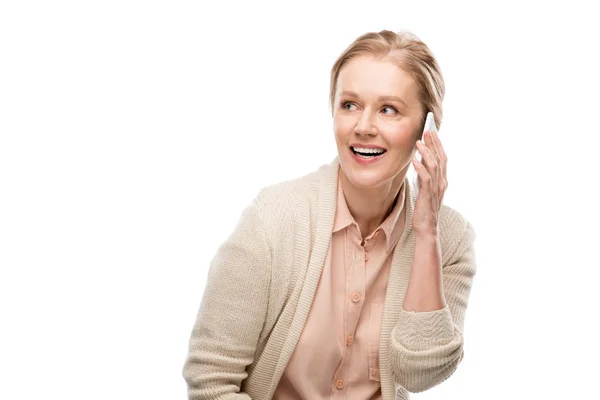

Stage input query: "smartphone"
[{"left": 410, "top": 111, "right": 438, "bottom": 197}]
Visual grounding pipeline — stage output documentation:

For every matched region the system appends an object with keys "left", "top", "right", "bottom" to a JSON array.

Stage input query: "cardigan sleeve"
[
  {"left": 389, "top": 221, "right": 477, "bottom": 393},
  {"left": 182, "top": 192, "right": 272, "bottom": 399}
]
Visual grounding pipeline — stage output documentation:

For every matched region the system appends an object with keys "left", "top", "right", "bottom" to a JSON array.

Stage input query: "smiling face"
[{"left": 333, "top": 55, "right": 425, "bottom": 190}]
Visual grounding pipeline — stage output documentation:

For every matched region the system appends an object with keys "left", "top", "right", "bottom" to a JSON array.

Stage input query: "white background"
[{"left": 1, "top": 1, "right": 599, "bottom": 399}]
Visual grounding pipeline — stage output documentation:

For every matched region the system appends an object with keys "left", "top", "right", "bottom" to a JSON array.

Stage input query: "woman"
[{"left": 183, "top": 29, "right": 477, "bottom": 400}]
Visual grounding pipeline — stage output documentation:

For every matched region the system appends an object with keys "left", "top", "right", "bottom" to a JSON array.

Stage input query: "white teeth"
[{"left": 353, "top": 147, "right": 385, "bottom": 154}]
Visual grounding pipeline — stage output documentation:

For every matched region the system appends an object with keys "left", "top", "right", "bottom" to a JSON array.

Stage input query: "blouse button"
[
  {"left": 335, "top": 378, "right": 345, "bottom": 390},
  {"left": 351, "top": 292, "right": 361, "bottom": 303},
  {"left": 346, "top": 336, "right": 353, "bottom": 346}
]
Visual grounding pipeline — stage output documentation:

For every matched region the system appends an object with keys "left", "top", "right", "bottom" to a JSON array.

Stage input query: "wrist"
[{"left": 414, "top": 230, "right": 439, "bottom": 243}]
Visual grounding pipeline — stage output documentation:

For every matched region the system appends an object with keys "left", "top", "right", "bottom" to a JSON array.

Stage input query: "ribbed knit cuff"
[{"left": 395, "top": 305, "right": 455, "bottom": 350}]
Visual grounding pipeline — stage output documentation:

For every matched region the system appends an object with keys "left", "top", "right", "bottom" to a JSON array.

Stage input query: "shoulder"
[
  {"left": 254, "top": 159, "right": 334, "bottom": 211},
  {"left": 249, "top": 158, "right": 335, "bottom": 231},
  {"left": 438, "top": 204, "right": 476, "bottom": 264}
]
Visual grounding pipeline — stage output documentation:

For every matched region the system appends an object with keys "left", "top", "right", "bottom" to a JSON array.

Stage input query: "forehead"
[{"left": 336, "top": 55, "right": 419, "bottom": 102}]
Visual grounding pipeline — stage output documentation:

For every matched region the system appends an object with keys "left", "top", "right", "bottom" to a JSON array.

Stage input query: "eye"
[
  {"left": 341, "top": 101, "right": 357, "bottom": 111},
  {"left": 381, "top": 105, "right": 398, "bottom": 115}
]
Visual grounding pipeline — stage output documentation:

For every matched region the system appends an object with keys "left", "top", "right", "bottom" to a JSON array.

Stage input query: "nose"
[{"left": 354, "top": 109, "right": 377, "bottom": 136}]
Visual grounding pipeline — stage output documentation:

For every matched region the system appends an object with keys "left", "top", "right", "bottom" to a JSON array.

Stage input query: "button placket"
[
  {"left": 363, "top": 238, "right": 375, "bottom": 263},
  {"left": 335, "top": 226, "right": 369, "bottom": 395}
]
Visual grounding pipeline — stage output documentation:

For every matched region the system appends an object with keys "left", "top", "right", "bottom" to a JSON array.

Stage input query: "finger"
[
  {"left": 424, "top": 130, "right": 442, "bottom": 166},
  {"left": 416, "top": 140, "right": 439, "bottom": 188},
  {"left": 430, "top": 130, "right": 447, "bottom": 177},
  {"left": 411, "top": 156, "right": 433, "bottom": 199},
  {"left": 427, "top": 130, "right": 447, "bottom": 197},
  {"left": 424, "top": 131, "right": 443, "bottom": 187},
  {"left": 415, "top": 142, "right": 439, "bottom": 204}
]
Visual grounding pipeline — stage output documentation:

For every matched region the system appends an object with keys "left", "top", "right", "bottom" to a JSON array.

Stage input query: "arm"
[
  {"left": 390, "top": 222, "right": 476, "bottom": 392},
  {"left": 182, "top": 193, "right": 272, "bottom": 399}
]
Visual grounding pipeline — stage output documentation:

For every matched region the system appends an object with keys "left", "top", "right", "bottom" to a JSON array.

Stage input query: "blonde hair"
[{"left": 329, "top": 29, "right": 445, "bottom": 137}]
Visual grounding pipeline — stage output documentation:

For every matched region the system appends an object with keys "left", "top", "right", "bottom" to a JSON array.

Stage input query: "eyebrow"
[{"left": 340, "top": 90, "right": 409, "bottom": 107}]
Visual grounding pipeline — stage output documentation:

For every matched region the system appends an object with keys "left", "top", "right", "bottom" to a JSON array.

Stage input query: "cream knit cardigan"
[{"left": 183, "top": 157, "right": 477, "bottom": 400}]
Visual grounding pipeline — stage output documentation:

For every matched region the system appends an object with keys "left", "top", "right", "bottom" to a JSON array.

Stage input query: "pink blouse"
[{"left": 273, "top": 171, "right": 406, "bottom": 400}]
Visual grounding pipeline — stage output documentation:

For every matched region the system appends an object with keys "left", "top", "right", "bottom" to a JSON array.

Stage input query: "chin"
[
  {"left": 339, "top": 153, "right": 407, "bottom": 191},
  {"left": 339, "top": 160, "right": 390, "bottom": 189}
]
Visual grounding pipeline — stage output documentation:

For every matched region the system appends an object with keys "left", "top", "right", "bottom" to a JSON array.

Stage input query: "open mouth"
[{"left": 350, "top": 146, "right": 387, "bottom": 158}]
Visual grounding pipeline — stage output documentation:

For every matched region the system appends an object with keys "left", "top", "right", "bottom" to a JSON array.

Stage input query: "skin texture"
[{"left": 332, "top": 54, "right": 449, "bottom": 312}]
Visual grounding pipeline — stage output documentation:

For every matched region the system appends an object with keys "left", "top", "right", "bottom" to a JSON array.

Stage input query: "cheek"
[
  {"left": 333, "top": 116, "right": 354, "bottom": 141},
  {"left": 384, "top": 126, "right": 417, "bottom": 149}
]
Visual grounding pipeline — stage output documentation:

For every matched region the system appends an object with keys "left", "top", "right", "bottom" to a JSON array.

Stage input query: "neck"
[{"left": 340, "top": 168, "right": 406, "bottom": 238}]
